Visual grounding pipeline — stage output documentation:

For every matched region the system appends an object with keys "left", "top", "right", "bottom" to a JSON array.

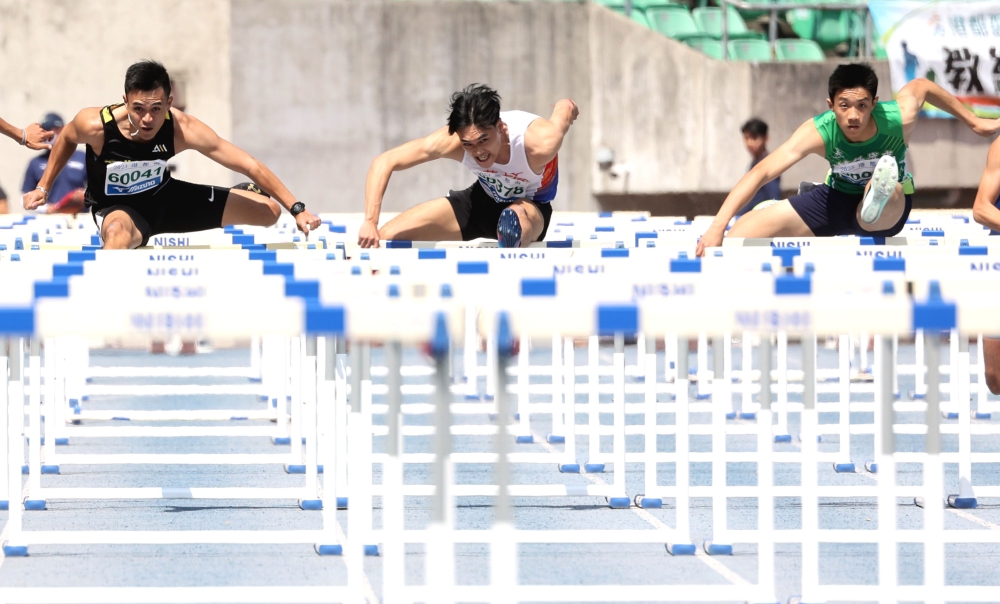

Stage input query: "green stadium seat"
[
  {"left": 727, "top": 39, "right": 772, "bottom": 61},
  {"left": 785, "top": 2, "right": 859, "bottom": 50},
  {"left": 774, "top": 38, "right": 825, "bottom": 62},
  {"left": 692, "top": 7, "right": 765, "bottom": 40},
  {"left": 686, "top": 38, "right": 725, "bottom": 59},
  {"left": 611, "top": 6, "right": 652, "bottom": 28},
  {"left": 633, "top": 0, "right": 680, "bottom": 8},
  {"left": 646, "top": 6, "right": 703, "bottom": 41}
]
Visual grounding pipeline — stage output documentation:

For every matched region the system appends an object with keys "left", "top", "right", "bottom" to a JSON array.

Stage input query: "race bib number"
[
  {"left": 105, "top": 160, "right": 168, "bottom": 196},
  {"left": 476, "top": 173, "right": 528, "bottom": 203},
  {"left": 831, "top": 153, "right": 901, "bottom": 186}
]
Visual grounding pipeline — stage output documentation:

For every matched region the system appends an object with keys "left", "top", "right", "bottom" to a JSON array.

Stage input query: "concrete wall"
[
  {"left": 231, "top": 0, "right": 592, "bottom": 214},
  {"left": 0, "top": 0, "right": 233, "bottom": 205}
]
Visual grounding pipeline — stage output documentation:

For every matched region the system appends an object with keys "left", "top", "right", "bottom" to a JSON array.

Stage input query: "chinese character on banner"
[
  {"left": 991, "top": 48, "right": 1000, "bottom": 92},
  {"left": 950, "top": 15, "right": 968, "bottom": 36},
  {"left": 944, "top": 47, "right": 985, "bottom": 93},
  {"left": 992, "top": 15, "right": 1000, "bottom": 37},
  {"left": 970, "top": 14, "right": 988, "bottom": 36}
]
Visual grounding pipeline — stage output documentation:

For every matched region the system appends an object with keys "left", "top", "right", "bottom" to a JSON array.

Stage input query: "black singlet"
[{"left": 85, "top": 104, "right": 176, "bottom": 208}]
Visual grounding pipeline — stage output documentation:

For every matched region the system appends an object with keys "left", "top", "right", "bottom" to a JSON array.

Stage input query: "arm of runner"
[
  {"left": 972, "top": 138, "right": 1000, "bottom": 232},
  {"left": 523, "top": 99, "right": 579, "bottom": 171},
  {"left": 360, "top": 126, "right": 464, "bottom": 248},
  {"left": 174, "top": 111, "right": 321, "bottom": 235},
  {"left": 696, "top": 119, "right": 824, "bottom": 257},
  {"left": 896, "top": 78, "right": 1000, "bottom": 140},
  {"left": 0, "top": 117, "right": 53, "bottom": 150},
  {"left": 22, "top": 110, "right": 97, "bottom": 210}
]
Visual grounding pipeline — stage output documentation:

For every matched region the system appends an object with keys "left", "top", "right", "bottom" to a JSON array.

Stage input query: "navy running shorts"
[
  {"left": 446, "top": 182, "right": 552, "bottom": 242},
  {"left": 787, "top": 183, "right": 912, "bottom": 237}
]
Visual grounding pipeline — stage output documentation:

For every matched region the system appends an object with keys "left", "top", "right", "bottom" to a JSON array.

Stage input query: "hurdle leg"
[
  {"left": 637, "top": 335, "right": 658, "bottom": 506},
  {"left": 608, "top": 333, "right": 629, "bottom": 508},
  {"left": 515, "top": 334, "right": 531, "bottom": 443},
  {"left": 546, "top": 334, "right": 564, "bottom": 444},
  {"left": 705, "top": 335, "right": 731, "bottom": 554},
  {"left": 345, "top": 341, "right": 367, "bottom": 601},
  {"left": 950, "top": 335, "right": 977, "bottom": 508},
  {"left": 380, "top": 341, "right": 405, "bottom": 599},
  {"left": 335, "top": 339, "right": 349, "bottom": 507},
  {"left": 584, "top": 335, "right": 601, "bottom": 471},
  {"left": 485, "top": 331, "right": 496, "bottom": 402},
  {"left": 492, "top": 314, "right": 517, "bottom": 604},
  {"left": 923, "top": 333, "right": 945, "bottom": 603},
  {"left": 1, "top": 341, "right": 8, "bottom": 511},
  {"left": 464, "top": 303, "right": 478, "bottom": 399},
  {"left": 298, "top": 337, "right": 321, "bottom": 509},
  {"left": 41, "top": 338, "right": 60, "bottom": 473},
  {"left": 876, "top": 334, "right": 898, "bottom": 604},
  {"left": 892, "top": 333, "right": 900, "bottom": 399},
  {"left": 26, "top": 338, "right": 44, "bottom": 509},
  {"left": 755, "top": 336, "right": 777, "bottom": 602},
  {"left": 558, "top": 337, "right": 578, "bottom": 472},
  {"left": 945, "top": 329, "right": 960, "bottom": 415},
  {"left": 316, "top": 337, "right": 341, "bottom": 554},
  {"left": 250, "top": 334, "right": 262, "bottom": 381},
  {"left": 837, "top": 334, "right": 857, "bottom": 473},
  {"left": 5, "top": 338, "right": 26, "bottom": 556},
  {"left": 428, "top": 318, "right": 455, "bottom": 603},
  {"left": 798, "top": 333, "right": 820, "bottom": 603},
  {"left": 283, "top": 337, "right": 304, "bottom": 470},
  {"left": 975, "top": 334, "right": 993, "bottom": 417},
  {"left": 666, "top": 335, "right": 694, "bottom": 555},
  {"left": 741, "top": 332, "right": 754, "bottom": 418},
  {"left": 723, "top": 331, "right": 734, "bottom": 419},
  {"left": 271, "top": 336, "right": 290, "bottom": 444},
  {"left": 774, "top": 331, "right": 790, "bottom": 442},
  {"left": 359, "top": 343, "right": 376, "bottom": 554},
  {"left": 665, "top": 332, "right": 677, "bottom": 384},
  {"left": 695, "top": 332, "right": 709, "bottom": 399},
  {"left": 913, "top": 329, "right": 927, "bottom": 399}
]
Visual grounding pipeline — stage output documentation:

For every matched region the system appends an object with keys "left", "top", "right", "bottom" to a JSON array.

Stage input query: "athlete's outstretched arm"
[
  {"left": 523, "top": 99, "right": 579, "bottom": 170},
  {"left": 173, "top": 111, "right": 320, "bottom": 234},
  {"left": 0, "top": 116, "right": 53, "bottom": 150},
  {"left": 696, "top": 119, "right": 825, "bottom": 257},
  {"left": 360, "top": 127, "right": 465, "bottom": 248},
  {"left": 896, "top": 78, "right": 1000, "bottom": 141},
  {"left": 23, "top": 109, "right": 101, "bottom": 210},
  {"left": 972, "top": 138, "right": 1000, "bottom": 231}
]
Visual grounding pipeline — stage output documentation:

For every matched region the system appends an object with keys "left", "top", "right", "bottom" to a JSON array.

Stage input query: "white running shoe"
[{"left": 860, "top": 155, "right": 899, "bottom": 224}]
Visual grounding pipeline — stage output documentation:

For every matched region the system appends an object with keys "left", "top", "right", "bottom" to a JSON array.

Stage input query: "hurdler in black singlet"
[{"left": 85, "top": 104, "right": 230, "bottom": 246}]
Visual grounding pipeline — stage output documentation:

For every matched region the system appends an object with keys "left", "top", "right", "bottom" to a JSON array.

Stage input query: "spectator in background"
[
  {"left": 734, "top": 118, "right": 781, "bottom": 218},
  {"left": 22, "top": 112, "right": 88, "bottom": 214}
]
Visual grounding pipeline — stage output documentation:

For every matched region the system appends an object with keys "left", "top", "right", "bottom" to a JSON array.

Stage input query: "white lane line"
[
  {"left": 316, "top": 482, "right": 380, "bottom": 604},
  {"left": 534, "top": 435, "right": 751, "bottom": 586}
]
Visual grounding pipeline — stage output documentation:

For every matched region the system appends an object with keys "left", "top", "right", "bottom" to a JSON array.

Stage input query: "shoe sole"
[
  {"left": 497, "top": 208, "right": 522, "bottom": 248},
  {"left": 860, "top": 156, "right": 898, "bottom": 224}
]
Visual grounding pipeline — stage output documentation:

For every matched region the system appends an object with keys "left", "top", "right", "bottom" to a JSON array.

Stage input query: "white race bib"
[{"left": 105, "top": 160, "right": 168, "bottom": 196}]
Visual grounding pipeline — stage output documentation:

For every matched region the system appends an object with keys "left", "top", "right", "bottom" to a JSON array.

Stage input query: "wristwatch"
[{"left": 290, "top": 202, "right": 306, "bottom": 216}]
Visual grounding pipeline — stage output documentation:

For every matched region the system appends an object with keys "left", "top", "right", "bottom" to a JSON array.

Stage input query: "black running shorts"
[
  {"left": 446, "top": 182, "right": 553, "bottom": 242},
  {"left": 88, "top": 178, "right": 231, "bottom": 247},
  {"left": 787, "top": 183, "right": 912, "bottom": 237}
]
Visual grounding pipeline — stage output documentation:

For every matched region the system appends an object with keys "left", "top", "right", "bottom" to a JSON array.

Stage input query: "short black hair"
[
  {"left": 447, "top": 84, "right": 501, "bottom": 135},
  {"left": 828, "top": 63, "right": 878, "bottom": 102},
  {"left": 741, "top": 118, "right": 768, "bottom": 138},
  {"left": 124, "top": 60, "right": 171, "bottom": 98}
]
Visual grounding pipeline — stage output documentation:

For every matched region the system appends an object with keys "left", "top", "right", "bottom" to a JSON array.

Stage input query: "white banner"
[{"left": 869, "top": 0, "right": 1000, "bottom": 118}]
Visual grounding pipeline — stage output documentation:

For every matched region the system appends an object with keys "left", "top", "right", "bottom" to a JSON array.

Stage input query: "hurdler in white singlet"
[{"left": 460, "top": 110, "right": 559, "bottom": 204}]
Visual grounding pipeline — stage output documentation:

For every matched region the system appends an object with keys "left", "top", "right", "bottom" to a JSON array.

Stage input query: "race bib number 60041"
[{"left": 105, "top": 160, "right": 168, "bottom": 195}]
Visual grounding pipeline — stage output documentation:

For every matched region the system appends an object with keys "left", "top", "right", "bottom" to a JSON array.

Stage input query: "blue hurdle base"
[
  {"left": 55, "top": 438, "right": 69, "bottom": 446},
  {"left": 739, "top": 412, "right": 757, "bottom": 420},
  {"left": 24, "top": 500, "right": 46, "bottom": 511},
  {"left": 20, "top": 465, "right": 27, "bottom": 475},
  {"left": 515, "top": 435, "right": 534, "bottom": 444},
  {"left": 285, "top": 465, "right": 322, "bottom": 474},
  {"left": 483, "top": 394, "right": 494, "bottom": 401},
  {"left": 272, "top": 437, "right": 307, "bottom": 446},
  {"left": 976, "top": 412, "right": 992, "bottom": 420},
  {"left": 725, "top": 412, "right": 737, "bottom": 420},
  {"left": 558, "top": 464, "right": 580, "bottom": 473},
  {"left": 2, "top": 543, "right": 28, "bottom": 557},
  {"left": 41, "top": 465, "right": 59, "bottom": 475},
  {"left": 546, "top": 434, "right": 565, "bottom": 444},
  {"left": 665, "top": 543, "right": 696, "bottom": 556},
  {"left": 864, "top": 461, "right": 878, "bottom": 474},
  {"left": 948, "top": 495, "right": 978, "bottom": 509},
  {"left": 695, "top": 393, "right": 711, "bottom": 400},
  {"left": 315, "top": 544, "right": 343, "bottom": 556},
  {"left": 833, "top": 463, "right": 857, "bottom": 473},
  {"left": 774, "top": 434, "right": 792, "bottom": 443},
  {"left": 943, "top": 412, "right": 959, "bottom": 420},
  {"left": 607, "top": 497, "right": 630, "bottom": 509},
  {"left": 337, "top": 497, "right": 348, "bottom": 510},
  {"left": 488, "top": 413, "right": 521, "bottom": 422},
  {"left": 703, "top": 540, "right": 733, "bottom": 556},
  {"left": 584, "top": 463, "right": 605, "bottom": 473},
  {"left": 0, "top": 501, "right": 7, "bottom": 511},
  {"left": 249, "top": 377, "right": 262, "bottom": 383},
  {"left": 464, "top": 394, "right": 480, "bottom": 401},
  {"left": 910, "top": 391, "right": 926, "bottom": 400},
  {"left": 634, "top": 496, "right": 662, "bottom": 509},
  {"left": 364, "top": 544, "right": 380, "bottom": 557},
  {"left": 299, "top": 499, "right": 323, "bottom": 510}
]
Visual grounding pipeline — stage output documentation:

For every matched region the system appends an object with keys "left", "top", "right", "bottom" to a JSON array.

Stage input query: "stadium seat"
[
  {"left": 692, "top": 7, "right": 765, "bottom": 40},
  {"left": 785, "top": 2, "right": 859, "bottom": 50},
  {"left": 646, "top": 6, "right": 703, "bottom": 41},
  {"left": 611, "top": 6, "right": 652, "bottom": 28},
  {"left": 727, "top": 39, "right": 772, "bottom": 61},
  {"left": 774, "top": 38, "right": 825, "bottom": 62},
  {"left": 686, "top": 38, "right": 725, "bottom": 59}
]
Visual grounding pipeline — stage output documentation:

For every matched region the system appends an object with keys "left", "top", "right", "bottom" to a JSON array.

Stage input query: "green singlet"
[{"left": 813, "top": 100, "right": 914, "bottom": 196}]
